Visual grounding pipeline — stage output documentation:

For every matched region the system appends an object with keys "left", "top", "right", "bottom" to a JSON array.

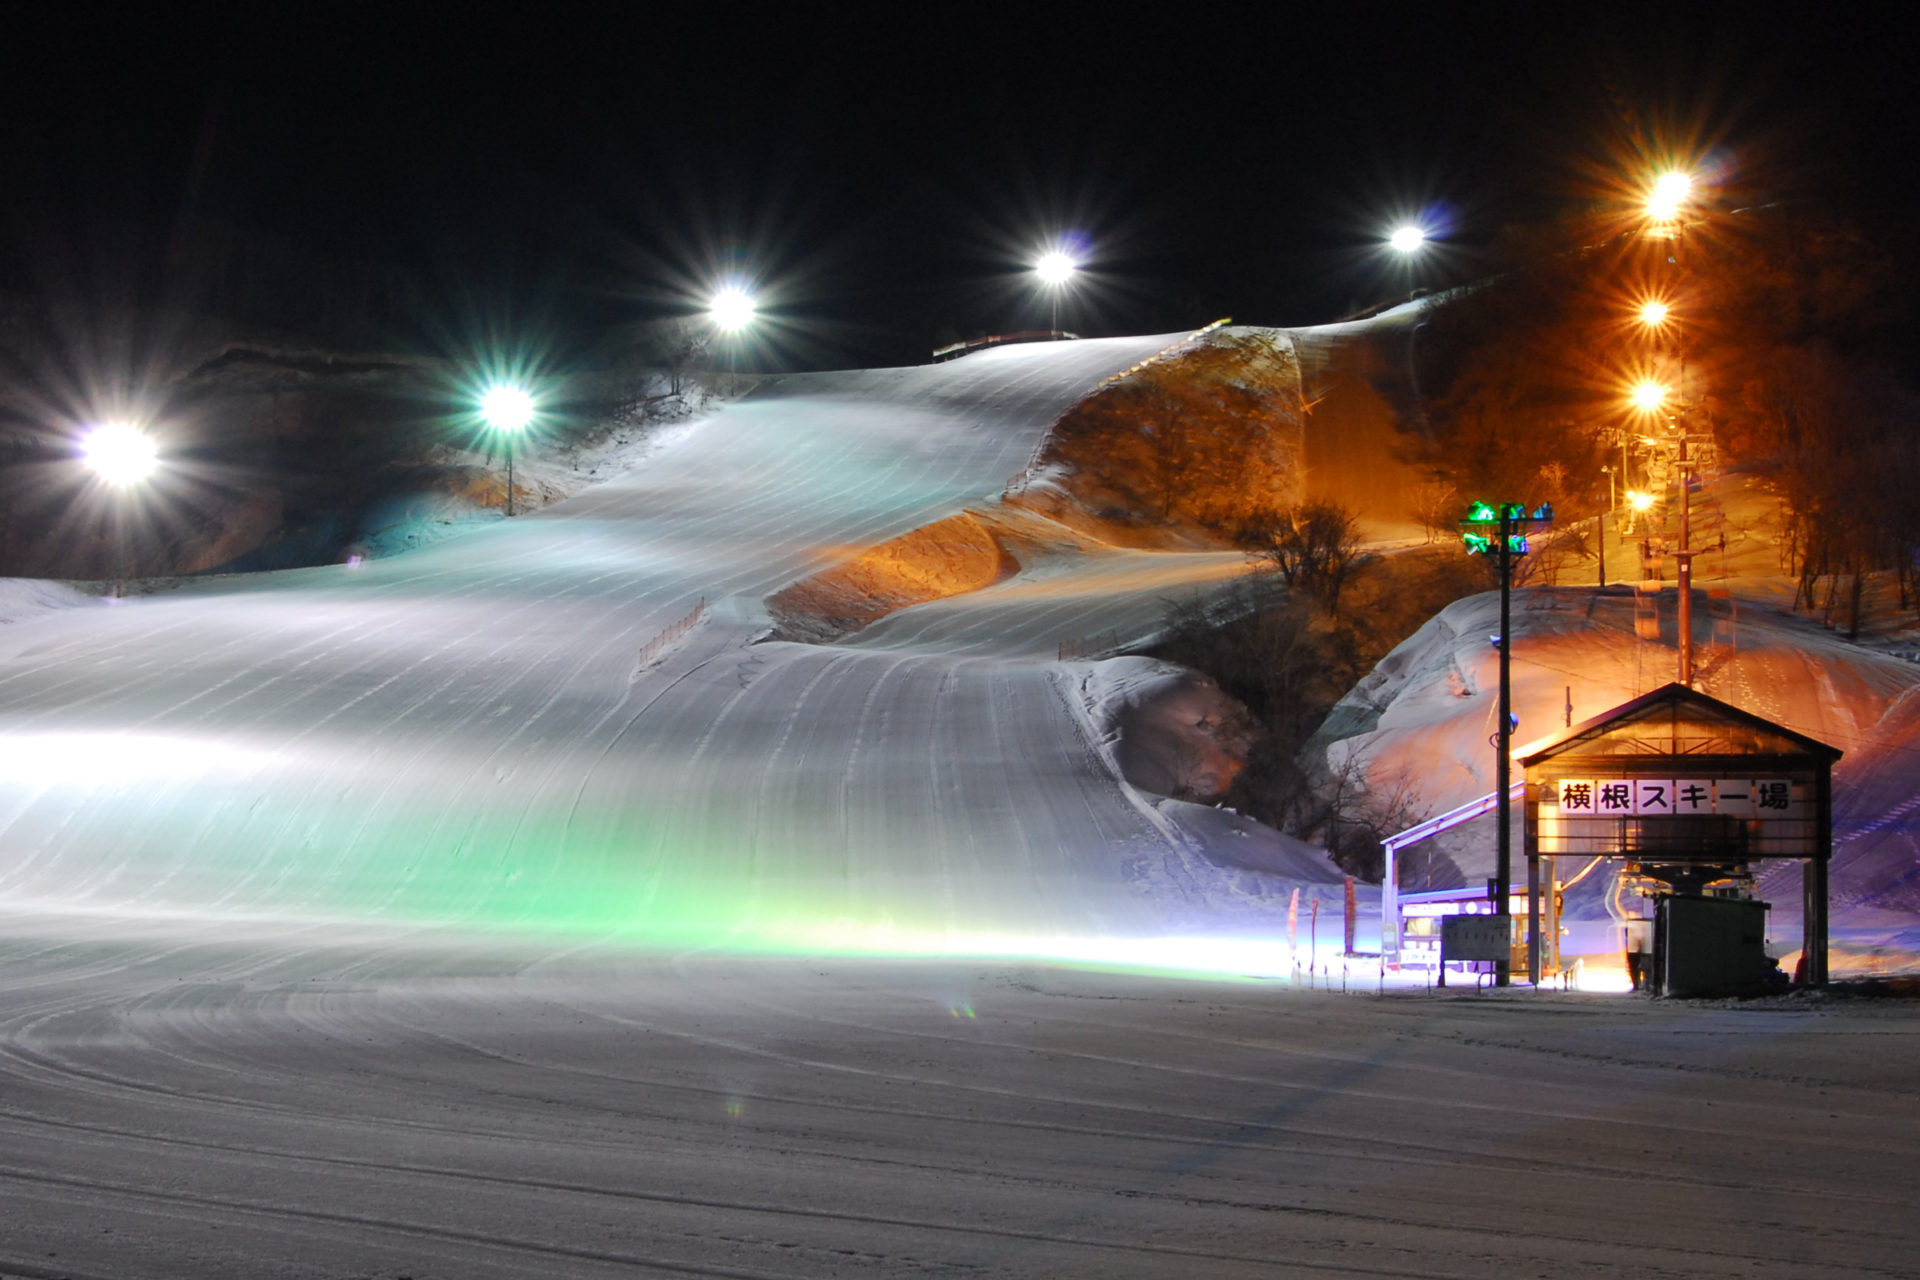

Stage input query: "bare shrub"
[{"left": 1245, "top": 500, "right": 1371, "bottom": 615}]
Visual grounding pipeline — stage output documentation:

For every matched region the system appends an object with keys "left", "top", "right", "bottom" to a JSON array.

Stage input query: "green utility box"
[{"left": 1654, "top": 895, "right": 1777, "bottom": 997}]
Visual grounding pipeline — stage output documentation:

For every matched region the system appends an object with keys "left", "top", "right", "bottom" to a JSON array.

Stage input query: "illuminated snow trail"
[{"left": 0, "top": 334, "right": 1334, "bottom": 954}]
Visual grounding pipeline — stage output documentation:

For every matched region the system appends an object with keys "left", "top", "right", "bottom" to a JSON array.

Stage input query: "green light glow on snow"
[{"left": 3, "top": 727, "right": 1310, "bottom": 982}]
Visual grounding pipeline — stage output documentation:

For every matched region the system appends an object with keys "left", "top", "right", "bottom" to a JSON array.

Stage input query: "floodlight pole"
[
  {"left": 1598, "top": 465, "right": 1614, "bottom": 589},
  {"left": 1665, "top": 211, "right": 1695, "bottom": 687},
  {"left": 1676, "top": 430, "right": 1693, "bottom": 685},
  {"left": 1495, "top": 508, "right": 1514, "bottom": 987},
  {"left": 1597, "top": 510, "right": 1606, "bottom": 589},
  {"left": 1463, "top": 500, "right": 1550, "bottom": 987},
  {"left": 113, "top": 509, "right": 128, "bottom": 599},
  {"left": 506, "top": 435, "right": 516, "bottom": 518}
]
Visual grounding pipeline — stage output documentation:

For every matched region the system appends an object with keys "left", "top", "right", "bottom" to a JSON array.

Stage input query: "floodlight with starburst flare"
[
  {"left": 480, "top": 385, "right": 535, "bottom": 434},
  {"left": 709, "top": 288, "right": 757, "bottom": 332},
  {"left": 1035, "top": 252, "right": 1077, "bottom": 286},
  {"left": 1647, "top": 171, "right": 1692, "bottom": 222},
  {"left": 82, "top": 423, "right": 159, "bottom": 487},
  {"left": 1630, "top": 381, "right": 1669, "bottom": 413}
]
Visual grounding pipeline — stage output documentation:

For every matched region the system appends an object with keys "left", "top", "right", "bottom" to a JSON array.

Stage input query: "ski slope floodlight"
[
  {"left": 1389, "top": 225, "right": 1427, "bottom": 253},
  {"left": 479, "top": 384, "right": 536, "bottom": 517},
  {"left": 480, "top": 384, "right": 535, "bottom": 434},
  {"left": 709, "top": 287, "right": 757, "bottom": 333},
  {"left": 82, "top": 422, "right": 159, "bottom": 487},
  {"left": 1629, "top": 381, "right": 1669, "bottom": 413},
  {"left": 1035, "top": 251, "right": 1077, "bottom": 286},
  {"left": 1628, "top": 489, "right": 1656, "bottom": 513},
  {"left": 1637, "top": 299, "right": 1672, "bottom": 328},
  {"left": 1646, "top": 170, "right": 1693, "bottom": 222}
]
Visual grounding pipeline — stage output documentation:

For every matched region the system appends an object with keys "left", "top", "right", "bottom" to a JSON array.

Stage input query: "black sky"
[{"left": 4, "top": 2, "right": 1916, "bottom": 370}]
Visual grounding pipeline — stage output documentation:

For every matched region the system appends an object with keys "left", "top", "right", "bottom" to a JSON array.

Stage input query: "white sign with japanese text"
[{"left": 1551, "top": 778, "right": 1802, "bottom": 820}]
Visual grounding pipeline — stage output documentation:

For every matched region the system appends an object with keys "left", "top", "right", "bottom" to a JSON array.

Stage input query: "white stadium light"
[
  {"left": 82, "top": 422, "right": 159, "bottom": 487},
  {"left": 710, "top": 287, "right": 757, "bottom": 332},
  {"left": 480, "top": 384, "right": 535, "bottom": 433},
  {"left": 1389, "top": 225, "right": 1426, "bottom": 253},
  {"left": 1035, "top": 252, "right": 1077, "bottom": 285}
]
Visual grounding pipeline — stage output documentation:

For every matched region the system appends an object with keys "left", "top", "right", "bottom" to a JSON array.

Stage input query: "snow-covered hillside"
[
  {"left": 6, "top": 318, "right": 1917, "bottom": 976},
  {"left": 0, "top": 331, "right": 1348, "bottom": 969}
]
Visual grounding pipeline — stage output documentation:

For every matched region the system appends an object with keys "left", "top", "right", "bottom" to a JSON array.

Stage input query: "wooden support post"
[
  {"left": 1807, "top": 765, "right": 1833, "bottom": 986},
  {"left": 1804, "top": 856, "right": 1830, "bottom": 987}
]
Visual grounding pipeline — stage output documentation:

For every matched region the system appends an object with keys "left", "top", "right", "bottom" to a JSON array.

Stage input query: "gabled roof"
[{"left": 1515, "top": 682, "right": 1843, "bottom": 769}]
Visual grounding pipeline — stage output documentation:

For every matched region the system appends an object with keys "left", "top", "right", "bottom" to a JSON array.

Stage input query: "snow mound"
[
  {"left": 0, "top": 578, "right": 104, "bottom": 625},
  {"left": 767, "top": 510, "right": 1018, "bottom": 643},
  {"left": 1080, "top": 655, "right": 1262, "bottom": 804}
]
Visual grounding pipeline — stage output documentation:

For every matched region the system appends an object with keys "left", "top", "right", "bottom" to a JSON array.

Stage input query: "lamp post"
[
  {"left": 1633, "top": 356, "right": 1697, "bottom": 687},
  {"left": 1035, "top": 251, "right": 1077, "bottom": 336},
  {"left": 81, "top": 422, "right": 158, "bottom": 596},
  {"left": 709, "top": 286, "right": 756, "bottom": 393},
  {"left": 1461, "top": 500, "right": 1553, "bottom": 986},
  {"left": 1620, "top": 432, "right": 1633, "bottom": 527},
  {"left": 1641, "top": 170, "right": 1698, "bottom": 686},
  {"left": 480, "top": 385, "right": 535, "bottom": 517},
  {"left": 1598, "top": 464, "right": 1615, "bottom": 587}
]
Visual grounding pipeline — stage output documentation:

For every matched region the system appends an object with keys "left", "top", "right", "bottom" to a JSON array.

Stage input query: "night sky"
[{"left": 4, "top": 2, "right": 1915, "bottom": 370}]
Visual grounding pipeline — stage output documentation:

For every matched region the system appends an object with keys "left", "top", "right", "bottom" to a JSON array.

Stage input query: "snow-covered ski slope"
[{"left": 0, "top": 333, "right": 1329, "bottom": 960}]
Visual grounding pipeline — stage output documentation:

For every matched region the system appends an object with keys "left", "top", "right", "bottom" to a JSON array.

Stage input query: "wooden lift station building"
[{"left": 1518, "top": 683, "right": 1841, "bottom": 991}]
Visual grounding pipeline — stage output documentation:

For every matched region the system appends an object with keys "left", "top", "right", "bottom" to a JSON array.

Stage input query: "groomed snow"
[
  {"left": 2, "top": 917, "right": 1916, "bottom": 1278},
  {"left": 0, "top": 333, "right": 1342, "bottom": 965}
]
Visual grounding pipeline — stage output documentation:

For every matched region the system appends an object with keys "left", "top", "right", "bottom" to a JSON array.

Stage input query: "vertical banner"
[{"left": 1287, "top": 887, "right": 1300, "bottom": 953}]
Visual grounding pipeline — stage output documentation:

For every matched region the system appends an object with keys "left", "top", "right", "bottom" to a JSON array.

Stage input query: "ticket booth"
[{"left": 1518, "top": 683, "right": 1840, "bottom": 992}]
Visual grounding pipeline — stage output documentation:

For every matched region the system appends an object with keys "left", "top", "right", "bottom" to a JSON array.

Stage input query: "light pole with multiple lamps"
[
  {"left": 1639, "top": 171, "right": 1700, "bottom": 687},
  {"left": 480, "top": 385, "right": 535, "bottom": 517},
  {"left": 1460, "top": 499, "right": 1553, "bottom": 986},
  {"left": 81, "top": 422, "right": 159, "bottom": 596}
]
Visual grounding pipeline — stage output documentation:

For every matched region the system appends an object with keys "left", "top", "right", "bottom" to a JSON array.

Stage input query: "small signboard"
[
  {"left": 1550, "top": 777, "right": 1804, "bottom": 820},
  {"left": 1441, "top": 914, "right": 1512, "bottom": 963}
]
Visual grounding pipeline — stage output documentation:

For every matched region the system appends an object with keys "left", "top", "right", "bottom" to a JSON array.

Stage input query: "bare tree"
[
  {"left": 1248, "top": 501, "right": 1370, "bottom": 615},
  {"left": 1409, "top": 477, "right": 1459, "bottom": 544},
  {"left": 1303, "top": 758, "right": 1428, "bottom": 883}
]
